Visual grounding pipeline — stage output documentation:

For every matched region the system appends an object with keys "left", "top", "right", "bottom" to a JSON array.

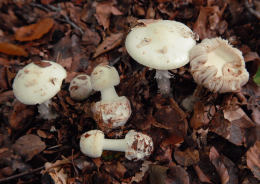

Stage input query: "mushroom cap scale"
[
  {"left": 125, "top": 19, "right": 196, "bottom": 70},
  {"left": 91, "top": 64, "right": 120, "bottom": 91},
  {"left": 125, "top": 130, "right": 154, "bottom": 160},
  {"left": 12, "top": 60, "right": 67, "bottom": 105},
  {"left": 91, "top": 96, "right": 131, "bottom": 129},
  {"left": 190, "top": 37, "right": 249, "bottom": 93}
]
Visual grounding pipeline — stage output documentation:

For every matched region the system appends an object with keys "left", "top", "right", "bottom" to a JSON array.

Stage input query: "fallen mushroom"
[
  {"left": 125, "top": 19, "right": 197, "bottom": 96},
  {"left": 80, "top": 129, "right": 153, "bottom": 161},
  {"left": 69, "top": 74, "right": 93, "bottom": 101},
  {"left": 12, "top": 60, "right": 67, "bottom": 120},
  {"left": 90, "top": 64, "right": 131, "bottom": 130},
  {"left": 190, "top": 37, "right": 249, "bottom": 93}
]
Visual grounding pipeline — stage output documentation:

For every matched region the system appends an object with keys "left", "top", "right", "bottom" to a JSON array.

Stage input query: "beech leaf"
[
  {"left": 15, "top": 18, "right": 54, "bottom": 41},
  {"left": 0, "top": 42, "right": 28, "bottom": 56}
]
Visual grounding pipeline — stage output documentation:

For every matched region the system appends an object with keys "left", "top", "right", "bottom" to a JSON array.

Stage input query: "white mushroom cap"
[
  {"left": 80, "top": 130, "right": 104, "bottom": 158},
  {"left": 12, "top": 60, "right": 67, "bottom": 105},
  {"left": 125, "top": 19, "right": 197, "bottom": 70},
  {"left": 190, "top": 37, "right": 249, "bottom": 93},
  {"left": 124, "top": 130, "right": 153, "bottom": 160},
  {"left": 91, "top": 64, "right": 120, "bottom": 91},
  {"left": 69, "top": 74, "right": 92, "bottom": 101}
]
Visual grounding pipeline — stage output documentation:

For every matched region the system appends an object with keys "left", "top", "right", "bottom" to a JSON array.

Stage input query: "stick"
[{"left": 0, "top": 166, "right": 44, "bottom": 183}]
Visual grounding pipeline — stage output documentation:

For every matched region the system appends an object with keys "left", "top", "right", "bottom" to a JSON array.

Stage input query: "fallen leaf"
[
  {"left": 174, "top": 148, "right": 200, "bottom": 167},
  {"left": 209, "top": 147, "right": 238, "bottom": 184},
  {"left": 149, "top": 165, "right": 168, "bottom": 184},
  {"left": 13, "top": 134, "right": 46, "bottom": 161},
  {"left": 210, "top": 106, "right": 255, "bottom": 146},
  {"left": 193, "top": 165, "right": 212, "bottom": 183},
  {"left": 15, "top": 18, "right": 54, "bottom": 41},
  {"left": 95, "top": 1, "right": 123, "bottom": 29},
  {"left": 190, "top": 101, "right": 215, "bottom": 129},
  {"left": 8, "top": 101, "right": 35, "bottom": 130},
  {"left": 93, "top": 32, "right": 123, "bottom": 58},
  {"left": 0, "top": 42, "right": 28, "bottom": 56},
  {"left": 246, "top": 133, "right": 260, "bottom": 180},
  {"left": 165, "top": 165, "right": 190, "bottom": 184}
]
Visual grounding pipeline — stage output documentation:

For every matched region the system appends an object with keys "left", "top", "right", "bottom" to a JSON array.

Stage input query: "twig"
[
  {"left": 0, "top": 166, "right": 44, "bottom": 183},
  {"left": 30, "top": 2, "right": 84, "bottom": 35},
  {"left": 56, "top": 15, "right": 84, "bottom": 35}
]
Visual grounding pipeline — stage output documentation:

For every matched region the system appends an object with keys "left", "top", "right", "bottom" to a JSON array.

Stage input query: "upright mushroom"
[
  {"left": 90, "top": 64, "right": 131, "bottom": 130},
  {"left": 80, "top": 129, "right": 153, "bottom": 161},
  {"left": 125, "top": 19, "right": 197, "bottom": 96},
  {"left": 12, "top": 60, "right": 67, "bottom": 120},
  {"left": 190, "top": 37, "right": 249, "bottom": 93}
]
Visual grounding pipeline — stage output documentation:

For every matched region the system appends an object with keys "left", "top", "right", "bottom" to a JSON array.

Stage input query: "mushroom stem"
[
  {"left": 37, "top": 100, "right": 58, "bottom": 120},
  {"left": 155, "top": 70, "right": 172, "bottom": 96},
  {"left": 100, "top": 87, "right": 119, "bottom": 102},
  {"left": 103, "top": 138, "right": 127, "bottom": 152}
]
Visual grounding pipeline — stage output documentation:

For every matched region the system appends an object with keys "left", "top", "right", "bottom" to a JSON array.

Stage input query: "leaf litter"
[{"left": 0, "top": 0, "right": 259, "bottom": 183}]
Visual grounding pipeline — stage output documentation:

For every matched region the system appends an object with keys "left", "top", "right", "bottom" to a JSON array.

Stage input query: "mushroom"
[
  {"left": 190, "top": 37, "right": 249, "bottom": 93},
  {"left": 125, "top": 19, "right": 197, "bottom": 96},
  {"left": 90, "top": 64, "right": 131, "bottom": 130},
  {"left": 12, "top": 60, "right": 67, "bottom": 120},
  {"left": 80, "top": 129, "right": 153, "bottom": 160},
  {"left": 69, "top": 74, "right": 93, "bottom": 101}
]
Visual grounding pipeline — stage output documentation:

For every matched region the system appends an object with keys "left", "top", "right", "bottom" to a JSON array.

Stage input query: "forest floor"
[{"left": 0, "top": 0, "right": 259, "bottom": 183}]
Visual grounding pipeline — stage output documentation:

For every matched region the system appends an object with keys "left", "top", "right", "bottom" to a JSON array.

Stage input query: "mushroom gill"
[{"left": 190, "top": 37, "right": 249, "bottom": 93}]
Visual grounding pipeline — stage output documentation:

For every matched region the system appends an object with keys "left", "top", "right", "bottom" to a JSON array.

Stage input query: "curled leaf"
[
  {"left": 15, "top": 18, "right": 54, "bottom": 41},
  {"left": 0, "top": 42, "right": 28, "bottom": 56}
]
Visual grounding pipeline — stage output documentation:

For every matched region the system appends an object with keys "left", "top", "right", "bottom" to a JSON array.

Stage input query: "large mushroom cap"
[
  {"left": 80, "top": 130, "right": 104, "bottom": 158},
  {"left": 12, "top": 60, "right": 67, "bottom": 105},
  {"left": 125, "top": 130, "right": 153, "bottom": 160},
  {"left": 91, "top": 64, "right": 120, "bottom": 91},
  {"left": 125, "top": 19, "right": 196, "bottom": 70},
  {"left": 190, "top": 37, "right": 249, "bottom": 93}
]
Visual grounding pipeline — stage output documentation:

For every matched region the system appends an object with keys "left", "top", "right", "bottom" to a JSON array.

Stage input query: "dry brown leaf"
[
  {"left": 95, "top": 1, "right": 123, "bottom": 29},
  {"left": 165, "top": 165, "right": 190, "bottom": 184},
  {"left": 190, "top": 101, "right": 215, "bottom": 129},
  {"left": 13, "top": 134, "right": 46, "bottom": 161},
  {"left": 193, "top": 5, "right": 226, "bottom": 39},
  {"left": 15, "top": 18, "right": 54, "bottom": 42},
  {"left": 93, "top": 32, "right": 123, "bottom": 58},
  {"left": 174, "top": 148, "right": 200, "bottom": 167},
  {"left": 193, "top": 165, "right": 212, "bottom": 183},
  {"left": 246, "top": 140, "right": 260, "bottom": 180},
  {"left": 210, "top": 107, "right": 255, "bottom": 146},
  {"left": 209, "top": 147, "right": 238, "bottom": 184},
  {"left": 0, "top": 42, "right": 28, "bottom": 56},
  {"left": 8, "top": 101, "right": 35, "bottom": 130}
]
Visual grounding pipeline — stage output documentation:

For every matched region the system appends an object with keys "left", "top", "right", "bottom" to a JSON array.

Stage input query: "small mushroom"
[
  {"left": 90, "top": 64, "right": 131, "bottom": 130},
  {"left": 69, "top": 74, "right": 93, "bottom": 101},
  {"left": 80, "top": 129, "right": 153, "bottom": 161},
  {"left": 190, "top": 37, "right": 249, "bottom": 93},
  {"left": 125, "top": 19, "right": 197, "bottom": 96},
  {"left": 12, "top": 60, "right": 67, "bottom": 120}
]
